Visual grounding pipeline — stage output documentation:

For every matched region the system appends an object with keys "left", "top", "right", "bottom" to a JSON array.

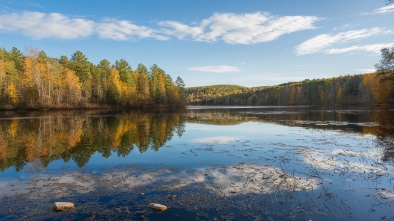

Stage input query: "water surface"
[{"left": 0, "top": 106, "right": 393, "bottom": 220}]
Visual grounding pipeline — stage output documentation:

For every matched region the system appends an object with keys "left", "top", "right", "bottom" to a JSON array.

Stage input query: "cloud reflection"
[
  {"left": 191, "top": 136, "right": 241, "bottom": 144},
  {"left": 0, "top": 164, "right": 318, "bottom": 199},
  {"left": 300, "top": 147, "right": 387, "bottom": 174}
]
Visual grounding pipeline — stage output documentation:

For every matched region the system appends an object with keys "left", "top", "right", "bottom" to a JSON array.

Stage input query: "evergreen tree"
[{"left": 70, "top": 51, "right": 92, "bottom": 101}]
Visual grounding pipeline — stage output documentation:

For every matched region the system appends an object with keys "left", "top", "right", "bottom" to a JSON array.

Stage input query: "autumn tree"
[
  {"left": 115, "top": 59, "right": 134, "bottom": 86},
  {"left": 375, "top": 46, "right": 394, "bottom": 73},
  {"left": 107, "top": 68, "right": 122, "bottom": 105},
  {"left": 7, "top": 82, "right": 18, "bottom": 105},
  {"left": 136, "top": 63, "right": 151, "bottom": 106},
  {"left": 374, "top": 46, "right": 394, "bottom": 104},
  {"left": 150, "top": 64, "right": 167, "bottom": 105},
  {"left": 64, "top": 68, "right": 82, "bottom": 106},
  {"left": 0, "top": 52, "right": 6, "bottom": 104},
  {"left": 114, "top": 59, "right": 137, "bottom": 105}
]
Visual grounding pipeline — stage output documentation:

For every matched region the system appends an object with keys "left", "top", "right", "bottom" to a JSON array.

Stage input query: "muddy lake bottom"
[{"left": 0, "top": 106, "right": 393, "bottom": 220}]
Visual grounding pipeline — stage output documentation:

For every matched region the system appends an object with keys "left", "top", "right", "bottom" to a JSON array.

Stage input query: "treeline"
[
  {"left": 186, "top": 72, "right": 394, "bottom": 106},
  {"left": 187, "top": 85, "right": 250, "bottom": 105},
  {"left": 0, "top": 110, "right": 186, "bottom": 171},
  {"left": 0, "top": 47, "right": 186, "bottom": 109}
]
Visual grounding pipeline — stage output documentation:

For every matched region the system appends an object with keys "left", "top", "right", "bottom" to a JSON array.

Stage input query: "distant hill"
[
  {"left": 186, "top": 72, "right": 394, "bottom": 106},
  {"left": 186, "top": 84, "right": 252, "bottom": 105}
]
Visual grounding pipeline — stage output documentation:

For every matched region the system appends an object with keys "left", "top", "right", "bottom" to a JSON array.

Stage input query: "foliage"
[
  {"left": 375, "top": 46, "right": 394, "bottom": 73},
  {"left": 0, "top": 46, "right": 186, "bottom": 109},
  {"left": 186, "top": 73, "right": 394, "bottom": 106},
  {"left": 186, "top": 85, "right": 249, "bottom": 105}
]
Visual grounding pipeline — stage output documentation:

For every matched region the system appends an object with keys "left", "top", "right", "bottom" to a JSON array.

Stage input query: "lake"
[{"left": 0, "top": 106, "right": 393, "bottom": 220}]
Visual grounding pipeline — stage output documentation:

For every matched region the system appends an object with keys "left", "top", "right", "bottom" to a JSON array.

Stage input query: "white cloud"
[
  {"left": 160, "top": 12, "right": 320, "bottom": 44},
  {"left": 295, "top": 28, "right": 389, "bottom": 55},
  {"left": 371, "top": 5, "right": 394, "bottom": 14},
  {"left": 189, "top": 65, "right": 240, "bottom": 73},
  {"left": 158, "top": 21, "right": 204, "bottom": 39},
  {"left": 96, "top": 19, "right": 167, "bottom": 41},
  {"left": 0, "top": 11, "right": 94, "bottom": 39},
  {"left": 357, "top": 68, "right": 376, "bottom": 73},
  {"left": 326, "top": 43, "right": 394, "bottom": 54},
  {"left": 0, "top": 11, "right": 320, "bottom": 44}
]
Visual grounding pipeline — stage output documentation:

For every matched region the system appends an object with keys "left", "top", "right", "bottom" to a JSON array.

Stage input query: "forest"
[
  {"left": 187, "top": 47, "right": 394, "bottom": 106},
  {"left": 0, "top": 47, "right": 186, "bottom": 109}
]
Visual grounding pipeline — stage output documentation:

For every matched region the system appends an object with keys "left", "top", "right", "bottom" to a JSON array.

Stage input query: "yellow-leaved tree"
[
  {"left": 7, "top": 82, "right": 18, "bottom": 105},
  {"left": 65, "top": 68, "right": 82, "bottom": 106}
]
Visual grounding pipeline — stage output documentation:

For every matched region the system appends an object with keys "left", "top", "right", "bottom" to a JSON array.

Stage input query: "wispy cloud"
[
  {"left": 326, "top": 43, "right": 394, "bottom": 54},
  {"left": 295, "top": 28, "right": 390, "bottom": 55},
  {"left": 0, "top": 11, "right": 320, "bottom": 44},
  {"left": 357, "top": 68, "right": 376, "bottom": 73},
  {"left": 97, "top": 19, "right": 167, "bottom": 41},
  {"left": 189, "top": 65, "right": 240, "bottom": 73},
  {"left": 0, "top": 11, "right": 94, "bottom": 39},
  {"left": 371, "top": 5, "right": 394, "bottom": 14},
  {"left": 160, "top": 12, "right": 320, "bottom": 44},
  {"left": 158, "top": 21, "right": 203, "bottom": 40}
]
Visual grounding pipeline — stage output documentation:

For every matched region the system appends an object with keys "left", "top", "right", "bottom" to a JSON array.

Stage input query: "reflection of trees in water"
[
  {"left": 188, "top": 109, "right": 250, "bottom": 125},
  {"left": 187, "top": 108, "right": 394, "bottom": 161},
  {"left": 373, "top": 110, "right": 394, "bottom": 162},
  {"left": 0, "top": 110, "right": 186, "bottom": 171}
]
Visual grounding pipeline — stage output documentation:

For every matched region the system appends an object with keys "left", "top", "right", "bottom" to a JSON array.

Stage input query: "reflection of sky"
[
  {"left": 191, "top": 136, "right": 240, "bottom": 144},
  {"left": 1, "top": 109, "right": 393, "bottom": 221},
  {"left": 2, "top": 120, "right": 388, "bottom": 176},
  {"left": 4, "top": 120, "right": 387, "bottom": 176},
  {"left": 0, "top": 163, "right": 318, "bottom": 199},
  {"left": 186, "top": 122, "right": 293, "bottom": 143},
  {"left": 301, "top": 147, "right": 387, "bottom": 173}
]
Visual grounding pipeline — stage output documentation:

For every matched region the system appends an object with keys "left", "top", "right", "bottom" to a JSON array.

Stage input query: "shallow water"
[{"left": 0, "top": 106, "right": 393, "bottom": 220}]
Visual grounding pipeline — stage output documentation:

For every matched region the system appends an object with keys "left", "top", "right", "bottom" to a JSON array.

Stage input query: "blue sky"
[{"left": 0, "top": 0, "right": 393, "bottom": 87}]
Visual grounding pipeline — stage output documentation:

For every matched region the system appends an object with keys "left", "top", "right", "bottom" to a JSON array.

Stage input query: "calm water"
[{"left": 0, "top": 106, "right": 393, "bottom": 220}]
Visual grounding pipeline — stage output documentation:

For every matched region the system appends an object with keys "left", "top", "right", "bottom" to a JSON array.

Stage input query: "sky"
[{"left": 0, "top": 0, "right": 393, "bottom": 87}]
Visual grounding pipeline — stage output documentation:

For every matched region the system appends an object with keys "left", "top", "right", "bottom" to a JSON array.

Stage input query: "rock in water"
[
  {"left": 54, "top": 202, "right": 75, "bottom": 211},
  {"left": 148, "top": 203, "right": 167, "bottom": 211}
]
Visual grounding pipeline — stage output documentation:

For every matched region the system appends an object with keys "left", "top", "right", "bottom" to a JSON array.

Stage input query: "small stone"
[
  {"left": 167, "top": 194, "right": 176, "bottom": 200},
  {"left": 54, "top": 202, "right": 75, "bottom": 211},
  {"left": 148, "top": 203, "right": 167, "bottom": 211}
]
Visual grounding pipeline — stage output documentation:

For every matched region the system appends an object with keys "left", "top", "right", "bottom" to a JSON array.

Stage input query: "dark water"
[{"left": 0, "top": 106, "right": 393, "bottom": 220}]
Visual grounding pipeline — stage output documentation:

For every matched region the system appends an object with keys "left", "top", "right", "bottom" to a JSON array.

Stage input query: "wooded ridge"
[{"left": 186, "top": 72, "right": 394, "bottom": 106}]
